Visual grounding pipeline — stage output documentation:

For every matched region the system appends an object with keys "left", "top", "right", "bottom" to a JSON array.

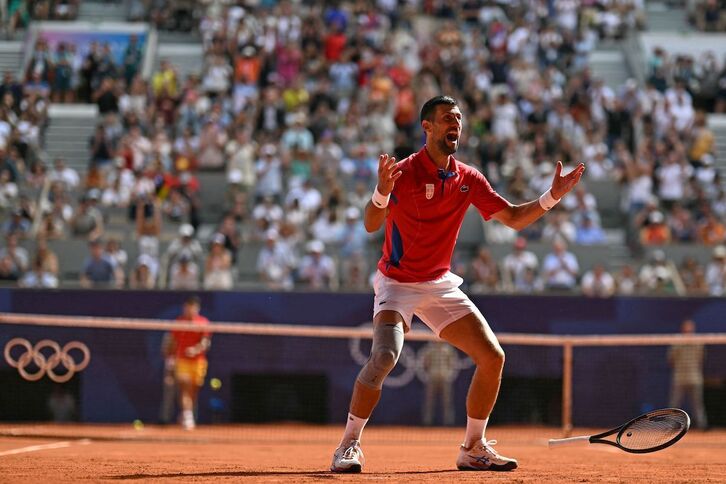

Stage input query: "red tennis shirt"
[
  {"left": 172, "top": 315, "right": 210, "bottom": 361},
  {"left": 377, "top": 147, "right": 509, "bottom": 283}
]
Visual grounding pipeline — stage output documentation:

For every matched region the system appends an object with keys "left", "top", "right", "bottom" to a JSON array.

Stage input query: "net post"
[{"left": 562, "top": 342, "right": 573, "bottom": 437}]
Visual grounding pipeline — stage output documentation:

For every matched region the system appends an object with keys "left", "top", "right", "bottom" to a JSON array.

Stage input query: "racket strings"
[{"left": 618, "top": 409, "right": 689, "bottom": 451}]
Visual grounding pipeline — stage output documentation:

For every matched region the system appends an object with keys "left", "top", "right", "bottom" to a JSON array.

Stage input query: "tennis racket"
[{"left": 549, "top": 408, "right": 690, "bottom": 454}]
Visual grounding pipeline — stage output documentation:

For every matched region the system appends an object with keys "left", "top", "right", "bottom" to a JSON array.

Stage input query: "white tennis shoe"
[
  {"left": 181, "top": 410, "right": 195, "bottom": 431},
  {"left": 330, "top": 439, "right": 364, "bottom": 473},
  {"left": 456, "top": 440, "right": 518, "bottom": 471}
]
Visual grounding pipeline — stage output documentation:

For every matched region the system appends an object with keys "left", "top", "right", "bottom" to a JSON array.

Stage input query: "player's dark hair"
[
  {"left": 420, "top": 96, "right": 458, "bottom": 124},
  {"left": 185, "top": 295, "right": 201, "bottom": 306}
]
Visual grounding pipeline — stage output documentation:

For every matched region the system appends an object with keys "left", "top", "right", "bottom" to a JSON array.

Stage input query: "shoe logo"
[
  {"left": 468, "top": 455, "right": 490, "bottom": 466},
  {"left": 460, "top": 185, "right": 469, "bottom": 192},
  {"left": 379, "top": 300, "right": 386, "bottom": 305}
]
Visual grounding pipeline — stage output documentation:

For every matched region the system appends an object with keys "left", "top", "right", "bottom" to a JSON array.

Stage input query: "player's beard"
[{"left": 438, "top": 136, "right": 458, "bottom": 155}]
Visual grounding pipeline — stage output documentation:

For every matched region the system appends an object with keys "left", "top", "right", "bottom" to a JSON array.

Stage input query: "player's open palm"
[
  {"left": 550, "top": 160, "right": 585, "bottom": 200},
  {"left": 377, "top": 154, "right": 402, "bottom": 196}
]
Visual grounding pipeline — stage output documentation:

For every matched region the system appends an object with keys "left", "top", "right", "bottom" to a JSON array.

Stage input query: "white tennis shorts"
[{"left": 372, "top": 270, "right": 479, "bottom": 336}]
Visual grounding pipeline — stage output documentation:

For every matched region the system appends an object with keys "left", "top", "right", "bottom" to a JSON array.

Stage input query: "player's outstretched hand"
[
  {"left": 550, "top": 161, "right": 585, "bottom": 200},
  {"left": 377, "top": 154, "right": 402, "bottom": 196}
]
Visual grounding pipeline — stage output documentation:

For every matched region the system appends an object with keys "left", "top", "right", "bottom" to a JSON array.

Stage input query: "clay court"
[{"left": 0, "top": 424, "right": 724, "bottom": 483}]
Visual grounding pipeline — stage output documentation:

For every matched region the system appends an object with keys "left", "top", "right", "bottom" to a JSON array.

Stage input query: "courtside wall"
[{"left": 1, "top": 289, "right": 725, "bottom": 427}]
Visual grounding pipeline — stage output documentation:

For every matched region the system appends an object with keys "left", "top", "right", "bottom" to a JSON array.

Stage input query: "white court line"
[{"left": 0, "top": 439, "right": 91, "bottom": 457}]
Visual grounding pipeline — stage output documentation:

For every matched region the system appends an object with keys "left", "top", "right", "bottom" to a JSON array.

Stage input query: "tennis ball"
[
  {"left": 133, "top": 419, "right": 144, "bottom": 430},
  {"left": 210, "top": 378, "right": 222, "bottom": 390}
]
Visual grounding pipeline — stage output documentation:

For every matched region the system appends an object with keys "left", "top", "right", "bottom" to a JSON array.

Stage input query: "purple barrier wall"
[{"left": 1, "top": 289, "right": 724, "bottom": 427}]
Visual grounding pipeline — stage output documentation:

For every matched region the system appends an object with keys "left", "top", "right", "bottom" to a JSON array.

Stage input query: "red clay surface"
[{"left": 0, "top": 424, "right": 724, "bottom": 483}]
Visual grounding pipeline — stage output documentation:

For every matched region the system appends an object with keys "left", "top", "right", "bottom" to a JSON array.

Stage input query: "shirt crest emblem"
[
  {"left": 460, "top": 185, "right": 469, "bottom": 192},
  {"left": 425, "top": 183, "right": 435, "bottom": 199}
]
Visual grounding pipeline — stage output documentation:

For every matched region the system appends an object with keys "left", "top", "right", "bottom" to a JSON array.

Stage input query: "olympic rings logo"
[
  {"left": 349, "top": 323, "right": 473, "bottom": 388},
  {"left": 4, "top": 338, "right": 91, "bottom": 383}
]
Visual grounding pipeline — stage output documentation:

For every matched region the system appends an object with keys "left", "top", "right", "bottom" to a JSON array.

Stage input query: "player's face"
[
  {"left": 183, "top": 302, "right": 200, "bottom": 318},
  {"left": 431, "top": 105, "right": 463, "bottom": 155}
]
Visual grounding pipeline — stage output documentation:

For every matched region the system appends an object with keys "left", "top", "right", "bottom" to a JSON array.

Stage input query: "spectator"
[
  {"left": 168, "top": 253, "right": 200, "bottom": 290},
  {"left": 256, "top": 228, "right": 296, "bottom": 291},
  {"left": 680, "top": 257, "right": 709, "bottom": 295},
  {"left": 80, "top": 239, "right": 122, "bottom": 288},
  {"left": 135, "top": 197, "right": 162, "bottom": 278},
  {"left": 705, "top": 245, "right": 726, "bottom": 295},
  {"left": 19, "top": 254, "right": 59, "bottom": 288},
  {"left": 581, "top": 264, "right": 616, "bottom": 298},
  {"left": 339, "top": 207, "right": 367, "bottom": 258},
  {"left": 129, "top": 254, "right": 156, "bottom": 289},
  {"left": 575, "top": 215, "right": 606, "bottom": 245},
  {"left": 0, "top": 233, "right": 29, "bottom": 273},
  {"left": 615, "top": 264, "right": 639, "bottom": 295},
  {"left": 2, "top": 208, "right": 31, "bottom": 238},
  {"left": 420, "top": 341, "right": 458, "bottom": 426},
  {"left": 668, "top": 320, "right": 708, "bottom": 430},
  {"left": 542, "top": 210, "right": 576, "bottom": 243},
  {"left": 639, "top": 250, "right": 681, "bottom": 294},
  {"left": 298, "top": 239, "right": 336, "bottom": 290},
  {"left": 254, "top": 144, "right": 284, "bottom": 201},
  {"left": 47, "top": 158, "right": 79, "bottom": 190},
  {"left": 697, "top": 212, "right": 726, "bottom": 246},
  {"left": 503, "top": 237, "right": 539, "bottom": 292},
  {"left": 542, "top": 238, "right": 580, "bottom": 291},
  {"left": 469, "top": 247, "right": 499, "bottom": 293},
  {"left": 203, "top": 233, "right": 233, "bottom": 290},
  {"left": 640, "top": 211, "right": 672, "bottom": 246}
]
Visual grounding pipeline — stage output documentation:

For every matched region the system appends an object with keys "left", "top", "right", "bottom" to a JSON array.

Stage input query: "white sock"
[
  {"left": 341, "top": 412, "right": 368, "bottom": 444},
  {"left": 464, "top": 416, "right": 488, "bottom": 448}
]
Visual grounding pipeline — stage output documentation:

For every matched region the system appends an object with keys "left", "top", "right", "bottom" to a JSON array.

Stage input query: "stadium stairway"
[
  {"left": 710, "top": 115, "right": 726, "bottom": 187},
  {"left": 589, "top": 45, "right": 631, "bottom": 89},
  {"left": 0, "top": 41, "right": 23, "bottom": 77},
  {"left": 77, "top": 1, "right": 128, "bottom": 23},
  {"left": 43, "top": 104, "right": 99, "bottom": 172},
  {"left": 154, "top": 44, "right": 204, "bottom": 79},
  {"left": 644, "top": 1, "right": 693, "bottom": 32}
]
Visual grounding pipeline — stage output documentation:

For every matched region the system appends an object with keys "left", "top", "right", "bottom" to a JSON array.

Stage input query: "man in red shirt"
[
  {"left": 331, "top": 96, "right": 585, "bottom": 473},
  {"left": 164, "top": 295, "right": 211, "bottom": 430}
]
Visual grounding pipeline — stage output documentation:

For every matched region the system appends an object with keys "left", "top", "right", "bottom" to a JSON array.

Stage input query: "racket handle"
[{"left": 548, "top": 436, "right": 590, "bottom": 448}]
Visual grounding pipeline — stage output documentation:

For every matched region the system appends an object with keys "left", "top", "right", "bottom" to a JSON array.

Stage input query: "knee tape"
[{"left": 357, "top": 322, "right": 404, "bottom": 389}]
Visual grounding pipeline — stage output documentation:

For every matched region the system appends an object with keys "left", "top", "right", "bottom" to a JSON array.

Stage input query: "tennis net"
[{"left": 1, "top": 312, "right": 725, "bottom": 443}]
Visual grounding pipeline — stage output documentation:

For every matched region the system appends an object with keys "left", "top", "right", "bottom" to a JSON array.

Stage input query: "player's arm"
[
  {"left": 492, "top": 161, "right": 585, "bottom": 231},
  {"left": 363, "top": 154, "right": 402, "bottom": 233}
]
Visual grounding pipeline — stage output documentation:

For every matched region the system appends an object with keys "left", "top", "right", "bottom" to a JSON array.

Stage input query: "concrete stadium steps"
[
  {"left": 77, "top": 1, "right": 128, "bottom": 23},
  {"left": 44, "top": 104, "right": 99, "bottom": 172},
  {"left": 0, "top": 42, "right": 23, "bottom": 77},
  {"left": 589, "top": 49, "right": 631, "bottom": 90},
  {"left": 645, "top": 1, "right": 693, "bottom": 33},
  {"left": 709, "top": 115, "right": 726, "bottom": 187},
  {"left": 154, "top": 44, "right": 204, "bottom": 80}
]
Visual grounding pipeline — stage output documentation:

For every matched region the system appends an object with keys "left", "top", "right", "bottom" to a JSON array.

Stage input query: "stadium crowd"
[{"left": 0, "top": 0, "right": 725, "bottom": 298}]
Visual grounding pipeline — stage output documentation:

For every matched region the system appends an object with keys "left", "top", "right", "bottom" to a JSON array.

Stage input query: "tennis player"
[
  {"left": 165, "top": 295, "right": 211, "bottom": 430},
  {"left": 331, "top": 96, "right": 585, "bottom": 473}
]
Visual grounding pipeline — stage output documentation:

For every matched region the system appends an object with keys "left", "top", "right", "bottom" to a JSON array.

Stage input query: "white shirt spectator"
[
  {"left": 168, "top": 260, "right": 200, "bottom": 290},
  {"left": 255, "top": 155, "right": 283, "bottom": 199},
  {"left": 19, "top": 270, "right": 58, "bottom": 288},
  {"left": 298, "top": 240, "right": 336, "bottom": 289},
  {"left": 252, "top": 200, "right": 284, "bottom": 225},
  {"left": 542, "top": 242, "right": 579, "bottom": 289},
  {"left": 656, "top": 160, "right": 692, "bottom": 202},
  {"left": 581, "top": 267, "right": 615, "bottom": 297},
  {"left": 257, "top": 234, "right": 296, "bottom": 290},
  {"left": 705, "top": 258, "right": 726, "bottom": 296},
  {"left": 503, "top": 249, "right": 539, "bottom": 289},
  {"left": 48, "top": 162, "right": 79, "bottom": 190}
]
